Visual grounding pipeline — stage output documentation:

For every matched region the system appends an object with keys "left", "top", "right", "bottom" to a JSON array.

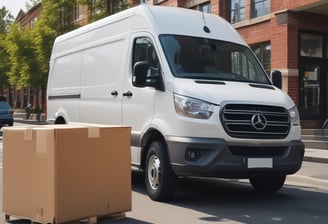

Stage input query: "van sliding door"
[{"left": 79, "top": 39, "right": 127, "bottom": 124}]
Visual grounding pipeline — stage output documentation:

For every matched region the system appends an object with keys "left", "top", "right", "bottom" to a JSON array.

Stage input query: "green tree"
[
  {"left": 0, "top": 7, "right": 13, "bottom": 95},
  {"left": 108, "top": 0, "right": 129, "bottom": 14},
  {"left": 5, "top": 24, "right": 41, "bottom": 88},
  {"left": 0, "top": 34, "right": 10, "bottom": 94},
  {"left": 0, "top": 6, "right": 13, "bottom": 33},
  {"left": 78, "top": 0, "right": 129, "bottom": 22}
]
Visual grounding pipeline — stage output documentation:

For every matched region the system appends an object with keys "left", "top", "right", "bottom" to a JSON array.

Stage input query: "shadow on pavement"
[{"left": 131, "top": 171, "right": 328, "bottom": 224}]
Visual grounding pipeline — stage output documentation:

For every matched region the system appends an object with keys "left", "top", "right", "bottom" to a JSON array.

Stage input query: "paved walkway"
[{"left": 304, "top": 148, "right": 328, "bottom": 164}]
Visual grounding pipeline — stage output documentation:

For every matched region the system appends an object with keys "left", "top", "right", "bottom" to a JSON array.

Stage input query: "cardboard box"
[{"left": 3, "top": 124, "right": 131, "bottom": 223}]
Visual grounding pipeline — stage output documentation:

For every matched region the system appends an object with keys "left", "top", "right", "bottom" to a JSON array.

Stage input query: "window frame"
[
  {"left": 191, "top": 2, "right": 211, "bottom": 13},
  {"left": 251, "top": 42, "right": 271, "bottom": 75},
  {"left": 300, "top": 33, "right": 323, "bottom": 58},
  {"left": 251, "top": 0, "right": 270, "bottom": 18},
  {"left": 229, "top": 0, "right": 246, "bottom": 24}
]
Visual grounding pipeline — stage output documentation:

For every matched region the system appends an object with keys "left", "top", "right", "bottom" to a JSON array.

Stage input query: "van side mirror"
[
  {"left": 271, "top": 70, "right": 282, "bottom": 89},
  {"left": 132, "top": 61, "right": 165, "bottom": 91},
  {"left": 132, "top": 61, "right": 149, "bottom": 88}
]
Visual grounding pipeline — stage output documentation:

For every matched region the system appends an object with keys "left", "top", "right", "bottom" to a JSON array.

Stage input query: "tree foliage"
[
  {"left": 78, "top": 0, "right": 129, "bottom": 22},
  {"left": 0, "top": 6, "right": 13, "bottom": 34},
  {"left": 5, "top": 24, "right": 41, "bottom": 88},
  {"left": 0, "top": 7, "right": 13, "bottom": 90},
  {"left": 0, "top": 34, "right": 10, "bottom": 89}
]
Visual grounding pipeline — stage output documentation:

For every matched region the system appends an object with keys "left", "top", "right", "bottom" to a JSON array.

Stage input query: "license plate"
[{"left": 248, "top": 158, "right": 273, "bottom": 168}]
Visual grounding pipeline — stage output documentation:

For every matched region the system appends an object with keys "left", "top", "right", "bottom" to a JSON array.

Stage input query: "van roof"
[
  {"left": 141, "top": 5, "right": 246, "bottom": 45},
  {"left": 54, "top": 5, "right": 246, "bottom": 46}
]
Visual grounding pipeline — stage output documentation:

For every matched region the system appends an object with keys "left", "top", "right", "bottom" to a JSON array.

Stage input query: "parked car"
[{"left": 0, "top": 101, "right": 14, "bottom": 128}]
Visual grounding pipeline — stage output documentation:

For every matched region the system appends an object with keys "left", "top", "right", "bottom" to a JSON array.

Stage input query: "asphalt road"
[{"left": 127, "top": 170, "right": 328, "bottom": 224}]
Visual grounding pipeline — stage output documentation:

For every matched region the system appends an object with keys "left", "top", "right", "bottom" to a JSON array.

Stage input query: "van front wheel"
[{"left": 145, "top": 141, "right": 176, "bottom": 201}]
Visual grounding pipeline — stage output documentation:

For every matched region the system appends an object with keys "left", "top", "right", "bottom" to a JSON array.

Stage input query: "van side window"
[{"left": 133, "top": 37, "right": 160, "bottom": 75}]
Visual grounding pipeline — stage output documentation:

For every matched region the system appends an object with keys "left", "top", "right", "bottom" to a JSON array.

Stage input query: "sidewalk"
[
  {"left": 13, "top": 117, "right": 48, "bottom": 125},
  {"left": 303, "top": 148, "right": 328, "bottom": 164}
]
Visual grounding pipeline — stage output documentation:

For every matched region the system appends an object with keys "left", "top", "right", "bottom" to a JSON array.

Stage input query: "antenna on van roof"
[{"left": 202, "top": 12, "right": 211, "bottom": 33}]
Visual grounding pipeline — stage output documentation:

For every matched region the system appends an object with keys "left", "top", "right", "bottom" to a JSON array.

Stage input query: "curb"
[
  {"left": 14, "top": 118, "right": 48, "bottom": 125},
  {"left": 286, "top": 175, "right": 328, "bottom": 190},
  {"left": 303, "top": 156, "right": 328, "bottom": 164}
]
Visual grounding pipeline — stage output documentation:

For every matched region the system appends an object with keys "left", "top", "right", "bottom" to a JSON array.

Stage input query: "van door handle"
[
  {"left": 123, "top": 91, "right": 133, "bottom": 97},
  {"left": 111, "top": 90, "right": 118, "bottom": 96}
]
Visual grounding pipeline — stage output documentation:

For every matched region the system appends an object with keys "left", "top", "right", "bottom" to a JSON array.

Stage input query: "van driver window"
[{"left": 133, "top": 37, "right": 160, "bottom": 75}]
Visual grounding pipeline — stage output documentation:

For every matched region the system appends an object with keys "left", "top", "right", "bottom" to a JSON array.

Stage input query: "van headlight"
[
  {"left": 289, "top": 106, "right": 300, "bottom": 126},
  {"left": 174, "top": 94, "right": 214, "bottom": 119}
]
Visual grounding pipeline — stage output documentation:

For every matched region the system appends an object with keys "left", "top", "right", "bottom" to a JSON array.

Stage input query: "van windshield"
[{"left": 159, "top": 34, "right": 271, "bottom": 84}]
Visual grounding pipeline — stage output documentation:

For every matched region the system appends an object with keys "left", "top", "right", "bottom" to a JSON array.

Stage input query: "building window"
[
  {"left": 251, "top": 0, "right": 270, "bottom": 18},
  {"left": 192, "top": 2, "right": 211, "bottom": 13},
  {"left": 251, "top": 42, "right": 271, "bottom": 75},
  {"left": 300, "top": 33, "right": 323, "bottom": 58},
  {"left": 74, "top": 4, "right": 84, "bottom": 20},
  {"left": 140, "top": 0, "right": 147, "bottom": 3},
  {"left": 30, "top": 16, "right": 38, "bottom": 28},
  {"left": 229, "top": 0, "right": 245, "bottom": 23},
  {"left": 153, "top": 0, "right": 166, "bottom": 4},
  {"left": 107, "top": 0, "right": 128, "bottom": 14}
]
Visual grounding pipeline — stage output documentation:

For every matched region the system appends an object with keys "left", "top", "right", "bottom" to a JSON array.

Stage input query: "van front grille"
[{"left": 221, "top": 104, "right": 290, "bottom": 139}]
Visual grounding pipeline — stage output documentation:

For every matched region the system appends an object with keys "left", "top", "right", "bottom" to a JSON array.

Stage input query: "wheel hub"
[{"left": 147, "top": 155, "right": 161, "bottom": 190}]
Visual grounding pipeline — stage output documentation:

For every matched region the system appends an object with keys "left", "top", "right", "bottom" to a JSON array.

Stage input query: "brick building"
[{"left": 14, "top": 0, "right": 328, "bottom": 127}]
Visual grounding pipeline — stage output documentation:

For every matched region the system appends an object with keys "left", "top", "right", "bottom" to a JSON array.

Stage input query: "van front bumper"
[{"left": 166, "top": 137, "right": 304, "bottom": 178}]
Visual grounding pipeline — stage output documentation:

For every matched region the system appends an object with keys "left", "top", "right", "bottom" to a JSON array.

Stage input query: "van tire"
[
  {"left": 145, "top": 141, "right": 176, "bottom": 201},
  {"left": 249, "top": 175, "right": 286, "bottom": 194}
]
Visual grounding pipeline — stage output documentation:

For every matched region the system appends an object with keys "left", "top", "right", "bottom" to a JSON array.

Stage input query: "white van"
[{"left": 47, "top": 5, "right": 304, "bottom": 201}]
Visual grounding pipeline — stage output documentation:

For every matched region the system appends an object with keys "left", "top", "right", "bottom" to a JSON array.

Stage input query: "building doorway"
[{"left": 299, "top": 32, "right": 328, "bottom": 127}]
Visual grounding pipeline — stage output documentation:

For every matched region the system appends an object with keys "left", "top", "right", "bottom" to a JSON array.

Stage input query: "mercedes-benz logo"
[{"left": 251, "top": 113, "right": 267, "bottom": 130}]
